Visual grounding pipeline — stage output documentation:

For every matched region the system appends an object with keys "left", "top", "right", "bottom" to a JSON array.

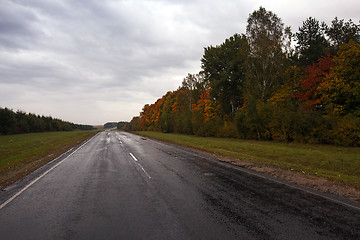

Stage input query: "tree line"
[
  {"left": 0, "top": 107, "right": 95, "bottom": 135},
  {"left": 127, "top": 7, "right": 360, "bottom": 146},
  {"left": 104, "top": 122, "right": 118, "bottom": 129}
]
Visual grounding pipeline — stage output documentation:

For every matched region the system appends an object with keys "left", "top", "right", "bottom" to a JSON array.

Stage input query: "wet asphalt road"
[{"left": 0, "top": 131, "right": 360, "bottom": 239}]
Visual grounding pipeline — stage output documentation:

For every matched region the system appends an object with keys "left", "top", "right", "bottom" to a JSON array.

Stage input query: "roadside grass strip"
[
  {"left": 0, "top": 131, "right": 99, "bottom": 188},
  {"left": 134, "top": 131, "right": 360, "bottom": 188}
]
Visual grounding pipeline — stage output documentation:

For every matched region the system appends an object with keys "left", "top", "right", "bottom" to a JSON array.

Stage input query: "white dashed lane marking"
[{"left": 129, "top": 153, "right": 151, "bottom": 179}]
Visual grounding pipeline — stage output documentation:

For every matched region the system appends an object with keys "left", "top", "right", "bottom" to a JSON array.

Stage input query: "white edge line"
[{"left": 0, "top": 133, "right": 98, "bottom": 210}]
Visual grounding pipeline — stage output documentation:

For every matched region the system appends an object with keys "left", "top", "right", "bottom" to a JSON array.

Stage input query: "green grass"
[
  {"left": 0, "top": 131, "right": 98, "bottom": 188},
  {"left": 135, "top": 131, "right": 360, "bottom": 187}
]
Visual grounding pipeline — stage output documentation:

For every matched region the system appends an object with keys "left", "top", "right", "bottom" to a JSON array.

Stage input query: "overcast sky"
[{"left": 1, "top": 0, "right": 359, "bottom": 125}]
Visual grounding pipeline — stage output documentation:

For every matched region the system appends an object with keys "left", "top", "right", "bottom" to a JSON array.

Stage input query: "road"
[{"left": 0, "top": 131, "right": 360, "bottom": 239}]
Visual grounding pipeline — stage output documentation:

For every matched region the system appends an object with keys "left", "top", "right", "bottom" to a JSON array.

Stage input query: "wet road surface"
[{"left": 0, "top": 131, "right": 360, "bottom": 239}]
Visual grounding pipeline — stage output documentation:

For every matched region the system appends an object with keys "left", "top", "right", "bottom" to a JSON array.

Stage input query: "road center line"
[
  {"left": 0, "top": 133, "right": 98, "bottom": 210},
  {"left": 129, "top": 152, "right": 151, "bottom": 179},
  {"left": 129, "top": 153, "right": 138, "bottom": 162},
  {"left": 138, "top": 163, "right": 152, "bottom": 179}
]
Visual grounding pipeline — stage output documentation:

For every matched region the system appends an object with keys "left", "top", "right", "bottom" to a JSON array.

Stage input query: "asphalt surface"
[{"left": 0, "top": 131, "right": 360, "bottom": 239}]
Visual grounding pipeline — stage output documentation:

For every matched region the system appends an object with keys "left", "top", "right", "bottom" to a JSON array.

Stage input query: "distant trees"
[
  {"left": 104, "top": 122, "right": 118, "bottom": 128},
  {"left": 0, "top": 107, "right": 95, "bottom": 135},
  {"left": 128, "top": 7, "right": 360, "bottom": 146},
  {"left": 117, "top": 121, "right": 129, "bottom": 130},
  {"left": 129, "top": 117, "right": 141, "bottom": 131},
  {"left": 0, "top": 108, "right": 16, "bottom": 135}
]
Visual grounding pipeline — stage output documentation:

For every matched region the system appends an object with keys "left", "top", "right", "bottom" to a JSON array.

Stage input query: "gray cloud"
[
  {"left": 1, "top": 0, "right": 359, "bottom": 124},
  {"left": 0, "top": 1, "right": 41, "bottom": 49}
]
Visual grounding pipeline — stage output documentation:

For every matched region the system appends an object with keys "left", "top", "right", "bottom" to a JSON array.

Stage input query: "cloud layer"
[{"left": 1, "top": 0, "right": 359, "bottom": 124}]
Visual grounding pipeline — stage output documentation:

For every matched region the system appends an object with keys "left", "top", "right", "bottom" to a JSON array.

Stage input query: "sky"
[{"left": 1, "top": 0, "right": 359, "bottom": 125}]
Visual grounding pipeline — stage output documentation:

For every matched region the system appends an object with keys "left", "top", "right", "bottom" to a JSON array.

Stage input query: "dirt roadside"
[{"left": 215, "top": 154, "right": 360, "bottom": 203}]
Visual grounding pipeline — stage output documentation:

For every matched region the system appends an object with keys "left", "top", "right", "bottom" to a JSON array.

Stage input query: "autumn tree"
[
  {"left": 191, "top": 87, "right": 221, "bottom": 136},
  {"left": 319, "top": 40, "right": 360, "bottom": 116},
  {"left": 294, "top": 54, "right": 334, "bottom": 110},
  {"left": 130, "top": 8, "right": 360, "bottom": 146},
  {"left": 140, "top": 104, "right": 150, "bottom": 130},
  {"left": 171, "top": 89, "right": 192, "bottom": 133},
  {"left": 172, "top": 89, "right": 187, "bottom": 114},
  {"left": 159, "top": 91, "right": 175, "bottom": 132},
  {"left": 129, "top": 116, "right": 141, "bottom": 131},
  {"left": 246, "top": 7, "right": 289, "bottom": 102}
]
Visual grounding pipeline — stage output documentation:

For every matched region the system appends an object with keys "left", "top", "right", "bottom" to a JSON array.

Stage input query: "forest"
[
  {"left": 126, "top": 7, "right": 360, "bottom": 147},
  {"left": 0, "top": 107, "right": 95, "bottom": 134}
]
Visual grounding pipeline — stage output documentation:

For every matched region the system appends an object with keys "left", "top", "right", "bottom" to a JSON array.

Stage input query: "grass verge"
[
  {"left": 0, "top": 130, "right": 99, "bottom": 189},
  {"left": 135, "top": 131, "right": 360, "bottom": 188}
]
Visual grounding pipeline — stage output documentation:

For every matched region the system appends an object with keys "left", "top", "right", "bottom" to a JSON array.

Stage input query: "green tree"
[
  {"left": 181, "top": 73, "right": 197, "bottom": 111},
  {"left": 104, "top": 122, "right": 118, "bottom": 128},
  {"left": 246, "top": 7, "right": 289, "bottom": 102},
  {"left": 201, "top": 34, "right": 248, "bottom": 117},
  {"left": 15, "top": 110, "right": 30, "bottom": 133},
  {"left": 117, "top": 121, "right": 129, "bottom": 130},
  {"left": 181, "top": 72, "right": 207, "bottom": 112},
  {"left": 295, "top": 17, "right": 329, "bottom": 66},
  {"left": 324, "top": 17, "right": 360, "bottom": 50},
  {"left": 0, "top": 107, "right": 16, "bottom": 134}
]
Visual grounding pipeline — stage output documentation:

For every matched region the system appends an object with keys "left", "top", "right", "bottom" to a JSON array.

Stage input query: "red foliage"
[{"left": 294, "top": 54, "right": 334, "bottom": 109}]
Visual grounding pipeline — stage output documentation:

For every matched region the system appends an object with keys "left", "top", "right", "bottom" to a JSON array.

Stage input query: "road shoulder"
[{"left": 135, "top": 132, "right": 360, "bottom": 204}]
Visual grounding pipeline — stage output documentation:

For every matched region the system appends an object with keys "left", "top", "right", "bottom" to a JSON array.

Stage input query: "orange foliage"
[
  {"left": 140, "top": 95, "right": 166, "bottom": 130},
  {"left": 192, "top": 87, "right": 219, "bottom": 121},
  {"left": 171, "top": 89, "right": 188, "bottom": 113}
]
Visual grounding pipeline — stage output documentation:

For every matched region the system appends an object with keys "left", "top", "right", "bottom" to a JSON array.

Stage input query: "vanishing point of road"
[{"left": 0, "top": 131, "right": 359, "bottom": 239}]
